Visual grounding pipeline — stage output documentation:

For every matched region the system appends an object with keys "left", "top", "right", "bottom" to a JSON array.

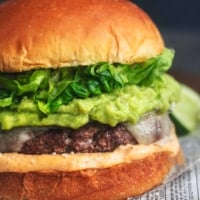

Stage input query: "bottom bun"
[
  {"left": 0, "top": 127, "right": 182, "bottom": 200},
  {"left": 0, "top": 152, "right": 182, "bottom": 200}
]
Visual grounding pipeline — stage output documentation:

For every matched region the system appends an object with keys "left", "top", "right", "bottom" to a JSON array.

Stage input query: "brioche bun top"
[{"left": 0, "top": 0, "right": 164, "bottom": 72}]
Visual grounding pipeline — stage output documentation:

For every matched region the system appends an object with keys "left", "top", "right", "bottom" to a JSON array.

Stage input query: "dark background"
[
  {"left": 133, "top": 0, "right": 200, "bottom": 28},
  {"left": 0, "top": 0, "right": 200, "bottom": 90}
]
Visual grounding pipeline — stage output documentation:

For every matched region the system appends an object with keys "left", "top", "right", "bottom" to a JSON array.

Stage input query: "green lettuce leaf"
[{"left": 0, "top": 48, "right": 174, "bottom": 113}]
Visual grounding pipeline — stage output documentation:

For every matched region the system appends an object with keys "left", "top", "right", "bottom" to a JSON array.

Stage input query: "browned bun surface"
[
  {"left": 0, "top": 152, "right": 181, "bottom": 200},
  {"left": 0, "top": 127, "right": 182, "bottom": 200},
  {"left": 0, "top": 0, "right": 164, "bottom": 72}
]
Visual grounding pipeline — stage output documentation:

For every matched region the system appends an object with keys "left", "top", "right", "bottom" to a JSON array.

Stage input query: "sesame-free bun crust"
[
  {"left": 0, "top": 0, "right": 164, "bottom": 72},
  {"left": 0, "top": 127, "right": 182, "bottom": 200},
  {"left": 0, "top": 153, "right": 178, "bottom": 200}
]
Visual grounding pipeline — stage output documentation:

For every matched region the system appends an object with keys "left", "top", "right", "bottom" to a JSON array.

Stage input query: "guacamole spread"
[
  {"left": 0, "top": 48, "right": 180, "bottom": 130},
  {"left": 0, "top": 74, "right": 180, "bottom": 130}
]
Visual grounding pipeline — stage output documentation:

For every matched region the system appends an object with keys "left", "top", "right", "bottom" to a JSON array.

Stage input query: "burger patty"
[
  {"left": 19, "top": 122, "right": 138, "bottom": 154},
  {"left": 0, "top": 113, "right": 171, "bottom": 154}
]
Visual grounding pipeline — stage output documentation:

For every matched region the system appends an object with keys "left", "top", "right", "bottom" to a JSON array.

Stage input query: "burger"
[{"left": 0, "top": 0, "right": 182, "bottom": 199}]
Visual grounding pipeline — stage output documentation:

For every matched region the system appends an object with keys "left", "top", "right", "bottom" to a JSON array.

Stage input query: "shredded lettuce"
[{"left": 0, "top": 48, "right": 174, "bottom": 114}]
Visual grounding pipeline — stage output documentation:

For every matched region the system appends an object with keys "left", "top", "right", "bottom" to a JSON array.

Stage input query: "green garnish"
[{"left": 0, "top": 48, "right": 174, "bottom": 114}]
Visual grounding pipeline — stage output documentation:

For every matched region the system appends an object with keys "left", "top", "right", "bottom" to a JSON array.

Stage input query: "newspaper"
[{"left": 128, "top": 128, "right": 200, "bottom": 200}]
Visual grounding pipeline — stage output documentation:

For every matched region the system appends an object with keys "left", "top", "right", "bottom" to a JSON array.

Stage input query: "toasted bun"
[
  {"left": 0, "top": 126, "right": 182, "bottom": 200},
  {"left": 0, "top": 0, "right": 164, "bottom": 72}
]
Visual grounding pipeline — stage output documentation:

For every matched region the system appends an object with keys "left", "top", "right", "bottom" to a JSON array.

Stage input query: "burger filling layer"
[
  {"left": 0, "top": 73, "right": 179, "bottom": 130},
  {"left": 0, "top": 113, "right": 172, "bottom": 154},
  {"left": 0, "top": 48, "right": 179, "bottom": 130},
  {"left": 0, "top": 48, "right": 180, "bottom": 154}
]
